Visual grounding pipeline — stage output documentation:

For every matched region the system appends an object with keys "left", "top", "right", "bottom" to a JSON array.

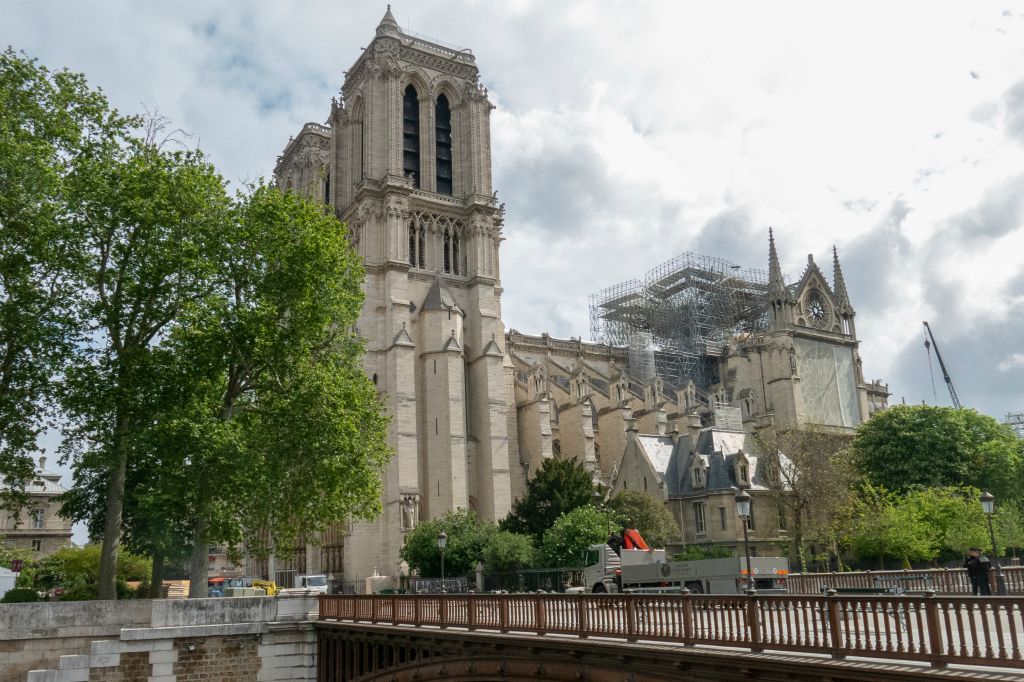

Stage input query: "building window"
[
  {"left": 694, "top": 502, "right": 706, "bottom": 534},
  {"left": 32, "top": 510, "right": 44, "bottom": 530},
  {"left": 739, "top": 465, "right": 748, "bottom": 483},
  {"left": 777, "top": 502, "right": 787, "bottom": 531},
  {"left": 408, "top": 224, "right": 425, "bottom": 269},
  {"left": 324, "top": 171, "right": 330, "bottom": 204},
  {"left": 747, "top": 499, "right": 756, "bottom": 531},
  {"left": 719, "top": 506, "right": 727, "bottom": 531},
  {"left": 552, "top": 439, "right": 561, "bottom": 457},
  {"left": 435, "top": 94, "right": 453, "bottom": 195},
  {"left": 442, "top": 228, "right": 461, "bottom": 275},
  {"left": 402, "top": 85, "right": 420, "bottom": 187},
  {"left": 32, "top": 539, "right": 42, "bottom": 552},
  {"left": 693, "top": 467, "right": 703, "bottom": 486}
]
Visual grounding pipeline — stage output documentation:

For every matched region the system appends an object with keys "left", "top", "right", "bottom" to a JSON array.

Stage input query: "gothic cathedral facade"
[
  {"left": 275, "top": 9, "right": 514, "bottom": 582},
  {"left": 273, "top": 10, "right": 889, "bottom": 581}
]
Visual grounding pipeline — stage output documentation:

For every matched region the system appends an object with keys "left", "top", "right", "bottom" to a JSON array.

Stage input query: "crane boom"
[{"left": 922, "top": 321, "right": 962, "bottom": 409}]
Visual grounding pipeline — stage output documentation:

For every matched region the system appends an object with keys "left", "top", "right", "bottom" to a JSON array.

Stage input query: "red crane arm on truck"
[{"left": 622, "top": 528, "right": 648, "bottom": 550}]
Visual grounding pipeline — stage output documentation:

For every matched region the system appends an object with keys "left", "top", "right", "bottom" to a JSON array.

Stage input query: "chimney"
[
  {"left": 625, "top": 417, "right": 638, "bottom": 433},
  {"left": 38, "top": 455, "right": 46, "bottom": 472},
  {"left": 656, "top": 409, "right": 667, "bottom": 436},
  {"left": 686, "top": 413, "right": 702, "bottom": 453},
  {"left": 669, "top": 420, "right": 681, "bottom": 445}
]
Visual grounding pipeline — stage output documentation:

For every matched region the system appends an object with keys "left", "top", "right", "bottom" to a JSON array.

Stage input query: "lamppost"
[
  {"left": 735, "top": 489, "right": 754, "bottom": 592},
  {"left": 592, "top": 489, "right": 603, "bottom": 507},
  {"left": 437, "top": 531, "right": 448, "bottom": 593},
  {"left": 979, "top": 492, "right": 1008, "bottom": 596}
]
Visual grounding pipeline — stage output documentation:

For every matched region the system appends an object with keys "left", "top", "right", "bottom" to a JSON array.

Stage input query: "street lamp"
[
  {"left": 437, "top": 531, "right": 448, "bottom": 593},
  {"left": 592, "top": 489, "right": 603, "bottom": 507},
  {"left": 735, "top": 488, "right": 754, "bottom": 592},
  {"left": 979, "top": 492, "right": 1008, "bottom": 596}
]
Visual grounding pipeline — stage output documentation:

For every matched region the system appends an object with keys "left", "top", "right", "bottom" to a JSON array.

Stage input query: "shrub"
[{"left": 1, "top": 588, "right": 41, "bottom": 603}]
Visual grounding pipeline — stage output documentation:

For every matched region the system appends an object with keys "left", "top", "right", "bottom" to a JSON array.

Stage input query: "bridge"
[{"left": 315, "top": 592, "right": 1024, "bottom": 681}]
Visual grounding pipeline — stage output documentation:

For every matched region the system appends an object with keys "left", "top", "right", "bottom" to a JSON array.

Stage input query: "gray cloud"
[
  {"left": 949, "top": 173, "right": 1024, "bottom": 239},
  {"left": 1005, "top": 78, "right": 1024, "bottom": 143}
]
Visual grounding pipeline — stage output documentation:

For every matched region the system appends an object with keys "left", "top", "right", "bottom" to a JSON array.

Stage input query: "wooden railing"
[
  {"left": 319, "top": 592, "right": 1024, "bottom": 669},
  {"left": 787, "top": 566, "right": 1024, "bottom": 595}
]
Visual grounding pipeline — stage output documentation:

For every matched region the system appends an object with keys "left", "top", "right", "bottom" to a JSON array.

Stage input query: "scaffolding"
[
  {"left": 589, "top": 252, "right": 770, "bottom": 390},
  {"left": 1007, "top": 411, "right": 1024, "bottom": 438}
]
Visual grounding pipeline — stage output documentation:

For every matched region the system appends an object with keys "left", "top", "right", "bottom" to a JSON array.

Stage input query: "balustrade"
[{"left": 319, "top": 591, "right": 1024, "bottom": 669}]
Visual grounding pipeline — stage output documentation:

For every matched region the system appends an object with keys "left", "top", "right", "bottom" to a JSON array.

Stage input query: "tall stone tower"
[{"left": 275, "top": 8, "right": 514, "bottom": 582}]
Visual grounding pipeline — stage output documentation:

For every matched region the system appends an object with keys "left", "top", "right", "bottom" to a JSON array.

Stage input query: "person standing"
[{"left": 964, "top": 547, "right": 992, "bottom": 596}]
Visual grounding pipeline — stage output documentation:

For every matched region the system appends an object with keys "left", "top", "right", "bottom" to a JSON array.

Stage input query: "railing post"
[
  {"left": 467, "top": 595, "right": 476, "bottom": 631},
  {"left": 371, "top": 595, "right": 379, "bottom": 623},
  {"left": 500, "top": 596, "right": 509, "bottom": 633},
  {"left": 825, "top": 588, "right": 845, "bottom": 660},
  {"left": 535, "top": 595, "right": 546, "bottom": 636},
  {"left": 413, "top": 594, "right": 421, "bottom": 627},
  {"left": 625, "top": 594, "right": 638, "bottom": 643},
  {"left": 746, "top": 589, "right": 763, "bottom": 653},
  {"left": 680, "top": 588, "right": 694, "bottom": 647},
  {"left": 392, "top": 594, "right": 398, "bottom": 626},
  {"left": 922, "top": 589, "right": 946, "bottom": 668},
  {"left": 439, "top": 594, "right": 448, "bottom": 629},
  {"left": 577, "top": 593, "right": 588, "bottom": 639}
]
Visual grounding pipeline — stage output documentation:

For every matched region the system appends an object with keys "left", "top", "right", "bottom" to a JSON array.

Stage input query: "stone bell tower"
[{"left": 276, "top": 8, "right": 515, "bottom": 583}]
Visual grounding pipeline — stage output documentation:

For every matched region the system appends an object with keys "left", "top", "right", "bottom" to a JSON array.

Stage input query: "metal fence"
[
  {"left": 787, "top": 566, "right": 1024, "bottom": 595},
  {"left": 478, "top": 567, "right": 583, "bottom": 593},
  {"left": 319, "top": 591, "right": 1024, "bottom": 669}
]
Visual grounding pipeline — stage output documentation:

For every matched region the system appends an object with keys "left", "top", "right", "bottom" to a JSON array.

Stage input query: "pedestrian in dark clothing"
[{"left": 964, "top": 547, "right": 992, "bottom": 596}]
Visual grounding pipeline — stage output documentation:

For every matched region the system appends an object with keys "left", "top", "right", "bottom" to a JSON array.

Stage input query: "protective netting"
[{"left": 794, "top": 338, "right": 859, "bottom": 427}]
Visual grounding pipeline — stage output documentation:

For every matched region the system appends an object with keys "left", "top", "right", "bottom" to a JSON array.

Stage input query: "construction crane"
[{"left": 922, "top": 321, "right": 962, "bottom": 409}]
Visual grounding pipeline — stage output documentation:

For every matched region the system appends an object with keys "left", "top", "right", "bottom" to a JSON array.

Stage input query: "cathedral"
[{"left": 270, "top": 9, "right": 889, "bottom": 588}]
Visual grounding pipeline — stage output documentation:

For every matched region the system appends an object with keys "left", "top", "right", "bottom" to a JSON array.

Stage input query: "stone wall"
[{"left": 0, "top": 595, "right": 318, "bottom": 682}]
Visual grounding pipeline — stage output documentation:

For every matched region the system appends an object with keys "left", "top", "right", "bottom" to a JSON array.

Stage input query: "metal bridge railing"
[{"left": 318, "top": 591, "right": 1024, "bottom": 669}]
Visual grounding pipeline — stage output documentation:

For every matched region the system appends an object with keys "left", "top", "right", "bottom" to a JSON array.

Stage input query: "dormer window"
[
  {"left": 739, "top": 465, "right": 748, "bottom": 483},
  {"left": 693, "top": 467, "right": 703, "bottom": 486}
]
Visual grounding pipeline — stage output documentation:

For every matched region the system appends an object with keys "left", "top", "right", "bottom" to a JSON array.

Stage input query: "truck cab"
[{"left": 295, "top": 574, "right": 328, "bottom": 593}]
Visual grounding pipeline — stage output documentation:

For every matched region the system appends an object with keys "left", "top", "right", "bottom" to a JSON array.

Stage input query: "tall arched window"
[
  {"left": 408, "top": 223, "right": 425, "bottom": 269},
  {"left": 402, "top": 85, "right": 420, "bottom": 187},
  {"left": 443, "top": 229, "right": 451, "bottom": 273},
  {"left": 409, "top": 225, "right": 417, "bottom": 267},
  {"left": 324, "top": 172, "right": 330, "bottom": 204},
  {"left": 435, "top": 95, "right": 453, "bottom": 195}
]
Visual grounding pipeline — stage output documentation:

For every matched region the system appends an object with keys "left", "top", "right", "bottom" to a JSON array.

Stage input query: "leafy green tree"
[
  {"left": 900, "top": 487, "right": 989, "bottom": 560},
  {"left": 852, "top": 405, "right": 1022, "bottom": 501},
  {"left": 32, "top": 544, "right": 150, "bottom": 599},
  {"left": 0, "top": 49, "right": 134, "bottom": 508},
  {"left": 846, "top": 485, "right": 933, "bottom": 568},
  {"left": 60, "top": 140, "right": 229, "bottom": 599},
  {"left": 501, "top": 458, "right": 596, "bottom": 543},
  {"left": 755, "top": 424, "right": 857, "bottom": 572},
  {"left": 540, "top": 505, "right": 620, "bottom": 568},
  {"left": 606, "top": 490, "right": 680, "bottom": 548},
  {"left": 401, "top": 509, "right": 496, "bottom": 578},
  {"left": 995, "top": 501, "right": 1024, "bottom": 560},
  {"left": 482, "top": 530, "right": 536, "bottom": 571}
]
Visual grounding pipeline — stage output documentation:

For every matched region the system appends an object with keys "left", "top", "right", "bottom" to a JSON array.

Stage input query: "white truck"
[
  {"left": 294, "top": 574, "right": 329, "bottom": 593},
  {"left": 582, "top": 544, "right": 789, "bottom": 594}
]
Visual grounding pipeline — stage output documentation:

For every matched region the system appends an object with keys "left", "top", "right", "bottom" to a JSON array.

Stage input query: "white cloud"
[
  {"left": 4, "top": 1, "right": 1024, "bottom": 515},
  {"left": 999, "top": 353, "right": 1024, "bottom": 372}
]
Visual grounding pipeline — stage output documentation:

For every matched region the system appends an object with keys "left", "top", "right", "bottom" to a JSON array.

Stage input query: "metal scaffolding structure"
[
  {"left": 1007, "top": 411, "right": 1024, "bottom": 438},
  {"left": 589, "top": 252, "right": 770, "bottom": 390}
]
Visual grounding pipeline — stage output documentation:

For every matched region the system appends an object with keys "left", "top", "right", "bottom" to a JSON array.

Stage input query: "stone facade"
[
  {"left": 0, "top": 457, "right": 72, "bottom": 558},
  {"left": 1, "top": 595, "right": 318, "bottom": 682},
  {"left": 270, "top": 11, "right": 889, "bottom": 584}
]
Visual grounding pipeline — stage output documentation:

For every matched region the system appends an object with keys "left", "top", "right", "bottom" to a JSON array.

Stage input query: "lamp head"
[
  {"left": 980, "top": 491, "right": 995, "bottom": 515},
  {"left": 735, "top": 488, "right": 752, "bottom": 519},
  {"left": 437, "top": 530, "right": 448, "bottom": 549}
]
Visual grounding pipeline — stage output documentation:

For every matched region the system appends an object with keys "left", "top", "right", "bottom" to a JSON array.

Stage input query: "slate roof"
[{"left": 637, "top": 435, "right": 674, "bottom": 475}]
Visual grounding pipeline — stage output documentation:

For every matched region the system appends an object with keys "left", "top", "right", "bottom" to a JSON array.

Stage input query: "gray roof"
[
  {"left": 637, "top": 435, "right": 674, "bottom": 475},
  {"left": 421, "top": 277, "right": 464, "bottom": 315},
  {"left": 665, "top": 428, "right": 777, "bottom": 496}
]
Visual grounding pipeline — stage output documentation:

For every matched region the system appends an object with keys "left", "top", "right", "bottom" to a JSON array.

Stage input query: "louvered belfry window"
[
  {"left": 403, "top": 85, "right": 420, "bottom": 187},
  {"left": 435, "top": 95, "right": 453, "bottom": 195}
]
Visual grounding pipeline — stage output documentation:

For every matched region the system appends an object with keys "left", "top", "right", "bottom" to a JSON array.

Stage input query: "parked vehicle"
[
  {"left": 294, "top": 574, "right": 328, "bottom": 593},
  {"left": 582, "top": 542, "right": 789, "bottom": 594}
]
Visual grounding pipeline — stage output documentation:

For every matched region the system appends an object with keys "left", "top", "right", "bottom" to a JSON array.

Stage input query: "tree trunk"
[
  {"left": 97, "top": 414, "right": 131, "bottom": 600},
  {"left": 188, "top": 516, "right": 209, "bottom": 598},
  {"left": 149, "top": 547, "right": 165, "bottom": 599}
]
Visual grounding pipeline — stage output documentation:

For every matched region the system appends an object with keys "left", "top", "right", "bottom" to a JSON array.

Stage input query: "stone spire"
[
  {"left": 832, "top": 245, "right": 852, "bottom": 313},
  {"left": 376, "top": 5, "right": 400, "bottom": 35},
  {"left": 767, "top": 228, "right": 788, "bottom": 302}
]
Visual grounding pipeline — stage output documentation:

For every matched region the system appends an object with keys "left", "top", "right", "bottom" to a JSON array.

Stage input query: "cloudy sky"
[{"left": 5, "top": 2, "right": 1023, "bottom": 442}]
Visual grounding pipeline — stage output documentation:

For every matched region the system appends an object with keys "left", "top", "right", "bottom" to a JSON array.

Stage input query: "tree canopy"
[
  {"left": 501, "top": 457, "right": 596, "bottom": 543},
  {"left": 400, "top": 509, "right": 496, "bottom": 578},
  {"left": 605, "top": 490, "right": 680, "bottom": 548},
  {"left": 852, "top": 405, "right": 1022, "bottom": 501},
  {"left": 540, "top": 505, "right": 619, "bottom": 568},
  {"left": 0, "top": 48, "right": 135, "bottom": 508}
]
